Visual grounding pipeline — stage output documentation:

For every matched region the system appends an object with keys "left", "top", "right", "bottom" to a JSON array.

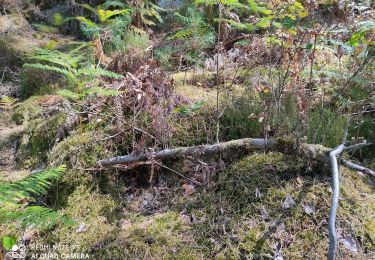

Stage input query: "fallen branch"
[
  {"left": 98, "top": 138, "right": 277, "bottom": 166},
  {"left": 342, "top": 159, "right": 375, "bottom": 178},
  {"left": 328, "top": 121, "right": 349, "bottom": 260},
  {"left": 97, "top": 138, "right": 336, "bottom": 167},
  {"left": 328, "top": 142, "right": 346, "bottom": 260}
]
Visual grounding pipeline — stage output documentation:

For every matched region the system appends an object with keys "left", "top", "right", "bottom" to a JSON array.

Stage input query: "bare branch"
[{"left": 342, "top": 159, "right": 375, "bottom": 178}]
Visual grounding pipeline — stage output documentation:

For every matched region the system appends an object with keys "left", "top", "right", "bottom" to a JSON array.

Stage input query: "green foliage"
[
  {"left": 123, "top": 30, "right": 151, "bottom": 52},
  {"left": 169, "top": 6, "right": 215, "bottom": 47},
  {"left": 33, "top": 23, "right": 59, "bottom": 33},
  {"left": 174, "top": 100, "right": 207, "bottom": 115},
  {"left": 57, "top": 87, "right": 124, "bottom": 101},
  {"left": 23, "top": 47, "right": 123, "bottom": 93},
  {"left": 307, "top": 109, "right": 347, "bottom": 147},
  {"left": 125, "top": 0, "right": 164, "bottom": 26},
  {"left": 2, "top": 236, "right": 17, "bottom": 251},
  {"left": 0, "top": 166, "right": 73, "bottom": 232}
]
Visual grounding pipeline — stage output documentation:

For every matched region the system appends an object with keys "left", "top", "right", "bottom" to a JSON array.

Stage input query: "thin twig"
[{"left": 155, "top": 162, "right": 202, "bottom": 186}]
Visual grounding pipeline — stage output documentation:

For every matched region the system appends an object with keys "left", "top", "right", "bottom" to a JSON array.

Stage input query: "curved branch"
[
  {"left": 342, "top": 159, "right": 375, "bottom": 178},
  {"left": 328, "top": 143, "right": 345, "bottom": 260}
]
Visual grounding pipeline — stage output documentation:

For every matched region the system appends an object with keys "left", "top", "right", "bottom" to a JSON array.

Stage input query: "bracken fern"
[{"left": 0, "top": 166, "right": 74, "bottom": 231}]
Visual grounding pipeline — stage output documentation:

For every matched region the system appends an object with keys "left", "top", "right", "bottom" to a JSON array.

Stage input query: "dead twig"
[{"left": 341, "top": 159, "right": 375, "bottom": 178}]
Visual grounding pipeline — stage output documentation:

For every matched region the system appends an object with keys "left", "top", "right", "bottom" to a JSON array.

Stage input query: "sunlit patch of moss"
[
  {"left": 190, "top": 153, "right": 375, "bottom": 259},
  {"left": 97, "top": 211, "right": 204, "bottom": 259},
  {"left": 169, "top": 107, "right": 217, "bottom": 147},
  {"left": 17, "top": 112, "right": 66, "bottom": 167},
  {"left": 45, "top": 186, "right": 116, "bottom": 255},
  {"left": 12, "top": 96, "right": 44, "bottom": 125},
  {"left": 365, "top": 221, "right": 375, "bottom": 244},
  {"left": 48, "top": 130, "right": 115, "bottom": 186}
]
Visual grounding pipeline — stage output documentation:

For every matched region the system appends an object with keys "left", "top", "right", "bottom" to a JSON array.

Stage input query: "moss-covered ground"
[{"left": 1, "top": 73, "right": 374, "bottom": 259}]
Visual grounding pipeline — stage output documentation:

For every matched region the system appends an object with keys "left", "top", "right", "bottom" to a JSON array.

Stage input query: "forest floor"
[
  {"left": 0, "top": 79, "right": 374, "bottom": 259},
  {"left": 0, "top": 2, "right": 374, "bottom": 258}
]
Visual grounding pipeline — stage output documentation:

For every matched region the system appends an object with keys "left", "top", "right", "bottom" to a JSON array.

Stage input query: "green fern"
[
  {"left": 23, "top": 63, "right": 73, "bottom": 79},
  {"left": 23, "top": 47, "right": 123, "bottom": 85},
  {"left": 169, "top": 6, "right": 215, "bottom": 46},
  {"left": 76, "top": 67, "right": 123, "bottom": 79},
  {"left": 0, "top": 166, "right": 74, "bottom": 231},
  {"left": 57, "top": 87, "right": 124, "bottom": 101}
]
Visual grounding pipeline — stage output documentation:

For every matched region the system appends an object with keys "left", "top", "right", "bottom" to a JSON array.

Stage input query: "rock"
[
  {"left": 76, "top": 223, "right": 87, "bottom": 233},
  {"left": 282, "top": 195, "right": 295, "bottom": 209},
  {"left": 304, "top": 203, "right": 315, "bottom": 215},
  {"left": 0, "top": 14, "right": 32, "bottom": 35},
  {"left": 260, "top": 206, "right": 269, "bottom": 220},
  {"left": 0, "top": 14, "right": 41, "bottom": 73},
  {"left": 340, "top": 235, "right": 357, "bottom": 253}
]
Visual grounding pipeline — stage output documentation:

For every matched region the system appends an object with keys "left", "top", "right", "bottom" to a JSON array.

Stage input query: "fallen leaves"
[
  {"left": 182, "top": 183, "right": 195, "bottom": 196},
  {"left": 282, "top": 195, "right": 295, "bottom": 209}
]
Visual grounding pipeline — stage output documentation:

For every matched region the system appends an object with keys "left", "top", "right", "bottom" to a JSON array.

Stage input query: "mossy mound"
[
  {"left": 190, "top": 153, "right": 375, "bottom": 259},
  {"left": 12, "top": 96, "right": 43, "bottom": 125},
  {"left": 17, "top": 112, "right": 66, "bottom": 168},
  {"left": 43, "top": 152, "right": 375, "bottom": 259},
  {"left": 34, "top": 186, "right": 117, "bottom": 256},
  {"left": 97, "top": 211, "right": 204, "bottom": 259},
  {"left": 48, "top": 130, "right": 116, "bottom": 187}
]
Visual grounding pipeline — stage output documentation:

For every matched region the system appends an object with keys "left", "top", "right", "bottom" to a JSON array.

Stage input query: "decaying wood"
[
  {"left": 97, "top": 137, "right": 374, "bottom": 176},
  {"left": 98, "top": 138, "right": 275, "bottom": 166},
  {"left": 97, "top": 138, "right": 335, "bottom": 167}
]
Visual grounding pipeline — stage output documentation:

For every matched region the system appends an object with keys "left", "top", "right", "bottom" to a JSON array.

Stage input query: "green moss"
[
  {"left": 48, "top": 130, "right": 115, "bottom": 186},
  {"left": 12, "top": 96, "right": 44, "bottom": 125},
  {"left": 17, "top": 112, "right": 66, "bottom": 167},
  {"left": 45, "top": 186, "right": 116, "bottom": 255},
  {"left": 98, "top": 211, "right": 204, "bottom": 259},
  {"left": 365, "top": 221, "right": 375, "bottom": 244},
  {"left": 189, "top": 153, "right": 375, "bottom": 259},
  {"left": 169, "top": 107, "right": 217, "bottom": 147}
]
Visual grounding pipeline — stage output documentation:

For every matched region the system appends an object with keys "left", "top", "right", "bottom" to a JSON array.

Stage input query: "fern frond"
[
  {"left": 87, "top": 86, "right": 125, "bottom": 97},
  {"left": 76, "top": 16, "right": 99, "bottom": 29},
  {"left": 103, "top": 0, "right": 126, "bottom": 9},
  {"left": 97, "top": 8, "right": 131, "bottom": 23},
  {"left": 0, "top": 166, "right": 72, "bottom": 231},
  {"left": 77, "top": 67, "right": 124, "bottom": 79},
  {"left": 23, "top": 64, "right": 73, "bottom": 78},
  {"left": 57, "top": 89, "right": 83, "bottom": 100},
  {"left": 26, "top": 48, "right": 83, "bottom": 69},
  {"left": 168, "top": 28, "right": 194, "bottom": 40},
  {"left": 0, "top": 166, "right": 66, "bottom": 203}
]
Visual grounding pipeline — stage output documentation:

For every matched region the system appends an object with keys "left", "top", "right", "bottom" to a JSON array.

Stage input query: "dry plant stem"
[
  {"left": 215, "top": 2, "right": 223, "bottom": 144},
  {"left": 155, "top": 162, "right": 202, "bottom": 186}
]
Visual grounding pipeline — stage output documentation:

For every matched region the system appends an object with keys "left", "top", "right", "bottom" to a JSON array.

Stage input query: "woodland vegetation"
[{"left": 0, "top": 0, "right": 374, "bottom": 259}]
